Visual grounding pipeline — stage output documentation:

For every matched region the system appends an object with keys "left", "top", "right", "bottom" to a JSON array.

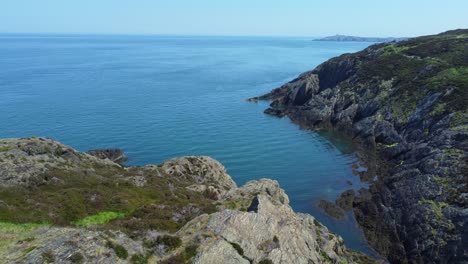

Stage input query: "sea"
[{"left": 0, "top": 34, "right": 378, "bottom": 256}]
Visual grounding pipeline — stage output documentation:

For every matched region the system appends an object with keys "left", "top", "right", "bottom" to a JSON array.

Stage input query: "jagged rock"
[
  {"left": 0, "top": 137, "right": 117, "bottom": 187},
  {"left": 162, "top": 156, "right": 237, "bottom": 198},
  {"left": 193, "top": 240, "right": 250, "bottom": 264},
  {"left": 318, "top": 200, "right": 346, "bottom": 220},
  {"left": 251, "top": 29, "right": 468, "bottom": 263},
  {"left": 181, "top": 179, "right": 375, "bottom": 264},
  {"left": 87, "top": 149, "right": 128, "bottom": 164}
]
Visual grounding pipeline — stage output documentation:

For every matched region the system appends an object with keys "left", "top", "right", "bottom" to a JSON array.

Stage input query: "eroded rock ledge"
[
  {"left": 250, "top": 29, "right": 468, "bottom": 263},
  {"left": 0, "top": 137, "right": 375, "bottom": 264}
]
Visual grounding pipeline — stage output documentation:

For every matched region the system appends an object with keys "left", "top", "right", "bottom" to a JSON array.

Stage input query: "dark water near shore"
[{"left": 0, "top": 34, "right": 378, "bottom": 255}]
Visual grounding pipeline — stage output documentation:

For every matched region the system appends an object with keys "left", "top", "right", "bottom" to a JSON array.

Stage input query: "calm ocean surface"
[{"left": 0, "top": 34, "right": 377, "bottom": 255}]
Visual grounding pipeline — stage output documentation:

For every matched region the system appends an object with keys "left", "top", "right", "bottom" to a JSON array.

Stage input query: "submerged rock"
[
  {"left": 318, "top": 200, "right": 346, "bottom": 220},
  {"left": 337, "top": 190, "right": 356, "bottom": 210}
]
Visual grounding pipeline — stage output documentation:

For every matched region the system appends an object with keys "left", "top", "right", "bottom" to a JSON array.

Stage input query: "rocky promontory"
[
  {"left": 0, "top": 137, "right": 375, "bottom": 263},
  {"left": 251, "top": 29, "right": 468, "bottom": 263}
]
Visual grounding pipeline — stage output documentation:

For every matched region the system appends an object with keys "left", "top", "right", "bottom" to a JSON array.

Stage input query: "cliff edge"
[{"left": 251, "top": 29, "right": 468, "bottom": 263}]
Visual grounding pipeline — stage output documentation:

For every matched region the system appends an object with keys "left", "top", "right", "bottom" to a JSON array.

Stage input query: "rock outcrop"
[
  {"left": 251, "top": 29, "right": 468, "bottom": 263},
  {"left": 0, "top": 137, "right": 375, "bottom": 263},
  {"left": 87, "top": 149, "right": 128, "bottom": 164}
]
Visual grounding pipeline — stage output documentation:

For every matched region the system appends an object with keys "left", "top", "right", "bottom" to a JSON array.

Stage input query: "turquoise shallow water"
[{"left": 0, "top": 34, "right": 377, "bottom": 255}]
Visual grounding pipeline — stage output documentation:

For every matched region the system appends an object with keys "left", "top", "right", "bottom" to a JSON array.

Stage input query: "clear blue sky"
[{"left": 1, "top": 0, "right": 467, "bottom": 37}]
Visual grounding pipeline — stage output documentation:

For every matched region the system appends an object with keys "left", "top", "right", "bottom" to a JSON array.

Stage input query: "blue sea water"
[{"left": 0, "top": 34, "right": 377, "bottom": 255}]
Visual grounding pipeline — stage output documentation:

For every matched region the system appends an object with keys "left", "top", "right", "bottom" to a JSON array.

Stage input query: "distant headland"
[{"left": 314, "top": 34, "right": 406, "bottom": 42}]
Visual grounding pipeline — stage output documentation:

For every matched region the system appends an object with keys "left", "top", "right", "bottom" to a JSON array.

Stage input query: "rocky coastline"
[
  {"left": 250, "top": 29, "right": 468, "bottom": 263},
  {"left": 0, "top": 137, "right": 376, "bottom": 263}
]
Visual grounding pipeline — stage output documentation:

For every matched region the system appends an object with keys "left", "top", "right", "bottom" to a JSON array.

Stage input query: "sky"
[{"left": 1, "top": 0, "right": 467, "bottom": 37}]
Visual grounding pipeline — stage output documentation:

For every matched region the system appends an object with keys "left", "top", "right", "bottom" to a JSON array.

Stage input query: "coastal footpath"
[
  {"left": 250, "top": 29, "right": 468, "bottom": 263},
  {"left": 0, "top": 137, "right": 375, "bottom": 264}
]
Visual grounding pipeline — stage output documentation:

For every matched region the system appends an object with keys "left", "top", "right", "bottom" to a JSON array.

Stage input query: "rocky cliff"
[
  {"left": 0, "top": 137, "right": 374, "bottom": 263},
  {"left": 250, "top": 29, "right": 468, "bottom": 263}
]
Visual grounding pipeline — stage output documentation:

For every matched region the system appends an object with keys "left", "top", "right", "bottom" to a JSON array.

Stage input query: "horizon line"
[{"left": 0, "top": 31, "right": 411, "bottom": 39}]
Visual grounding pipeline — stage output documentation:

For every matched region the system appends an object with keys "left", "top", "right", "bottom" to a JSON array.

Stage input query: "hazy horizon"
[{"left": 2, "top": 0, "right": 467, "bottom": 38}]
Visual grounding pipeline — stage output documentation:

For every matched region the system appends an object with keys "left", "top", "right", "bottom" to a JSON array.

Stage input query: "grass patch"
[
  {"left": 130, "top": 253, "right": 148, "bottom": 264},
  {"left": 74, "top": 211, "right": 126, "bottom": 227},
  {"left": 420, "top": 199, "right": 449, "bottom": 221},
  {"left": 382, "top": 143, "right": 399, "bottom": 148},
  {"left": 0, "top": 146, "right": 10, "bottom": 152},
  {"left": 321, "top": 251, "right": 332, "bottom": 262},
  {"left": 183, "top": 244, "right": 198, "bottom": 260},
  {"left": 444, "top": 148, "right": 464, "bottom": 156},
  {"left": 313, "top": 219, "right": 322, "bottom": 227},
  {"left": 0, "top": 222, "right": 48, "bottom": 232},
  {"left": 106, "top": 241, "right": 128, "bottom": 259},
  {"left": 156, "top": 235, "right": 182, "bottom": 251},
  {"left": 130, "top": 254, "right": 148, "bottom": 264},
  {"left": 0, "top": 222, "right": 49, "bottom": 255}
]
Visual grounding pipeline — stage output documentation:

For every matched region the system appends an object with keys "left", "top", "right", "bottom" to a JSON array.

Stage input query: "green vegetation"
[
  {"left": 0, "top": 222, "right": 48, "bottom": 251},
  {"left": 429, "top": 67, "right": 468, "bottom": 90},
  {"left": 382, "top": 143, "right": 399, "bottom": 148},
  {"left": 75, "top": 211, "right": 126, "bottom": 227},
  {"left": 433, "top": 176, "right": 449, "bottom": 188},
  {"left": 273, "top": 235, "right": 279, "bottom": 243},
  {"left": 229, "top": 242, "right": 244, "bottom": 256},
  {"left": 149, "top": 235, "right": 182, "bottom": 251},
  {"left": 0, "top": 146, "right": 10, "bottom": 152},
  {"left": 160, "top": 254, "right": 185, "bottom": 264},
  {"left": 0, "top": 222, "right": 48, "bottom": 232},
  {"left": 449, "top": 111, "right": 468, "bottom": 131},
  {"left": 106, "top": 241, "right": 128, "bottom": 259},
  {"left": 0, "top": 157, "right": 217, "bottom": 234},
  {"left": 259, "top": 259, "right": 274, "bottom": 264},
  {"left": 430, "top": 102, "right": 447, "bottom": 117},
  {"left": 41, "top": 250, "right": 55, "bottom": 263},
  {"left": 69, "top": 252, "right": 84, "bottom": 263},
  {"left": 23, "top": 246, "right": 37, "bottom": 253},
  {"left": 321, "top": 251, "right": 332, "bottom": 262},
  {"left": 444, "top": 148, "right": 464, "bottom": 156},
  {"left": 18, "top": 236, "right": 35, "bottom": 243},
  {"left": 313, "top": 219, "right": 322, "bottom": 227},
  {"left": 352, "top": 30, "right": 468, "bottom": 125},
  {"left": 420, "top": 199, "right": 449, "bottom": 221},
  {"left": 130, "top": 254, "right": 148, "bottom": 264},
  {"left": 183, "top": 244, "right": 198, "bottom": 260}
]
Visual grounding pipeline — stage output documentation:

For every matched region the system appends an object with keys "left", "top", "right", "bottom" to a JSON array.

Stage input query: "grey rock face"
[
  {"left": 185, "top": 179, "right": 373, "bottom": 264},
  {"left": 0, "top": 137, "right": 118, "bottom": 187},
  {"left": 251, "top": 30, "right": 468, "bottom": 263}
]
